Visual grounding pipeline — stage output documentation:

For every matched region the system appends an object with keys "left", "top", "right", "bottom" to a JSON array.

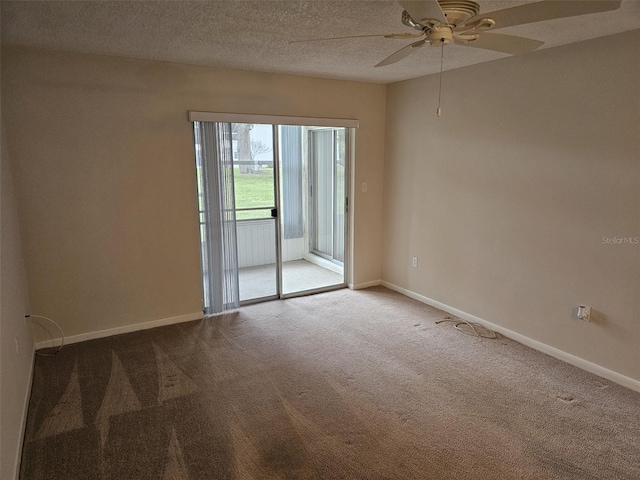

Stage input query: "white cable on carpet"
[
  {"left": 26, "top": 314, "right": 65, "bottom": 356},
  {"left": 436, "top": 316, "right": 502, "bottom": 339}
]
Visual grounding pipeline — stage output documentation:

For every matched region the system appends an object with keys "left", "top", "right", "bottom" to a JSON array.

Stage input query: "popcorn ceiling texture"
[{"left": 2, "top": 0, "right": 639, "bottom": 83}]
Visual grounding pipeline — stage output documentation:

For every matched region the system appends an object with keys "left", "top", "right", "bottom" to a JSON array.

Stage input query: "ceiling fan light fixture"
[{"left": 426, "top": 26, "right": 453, "bottom": 46}]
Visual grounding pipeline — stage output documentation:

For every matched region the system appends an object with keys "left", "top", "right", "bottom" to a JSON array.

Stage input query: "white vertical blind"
[
  {"left": 280, "top": 126, "right": 304, "bottom": 239},
  {"left": 334, "top": 130, "right": 346, "bottom": 263},
  {"left": 194, "top": 122, "right": 240, "bottom": 314},
  {"left": 313, "top": 130, "right": 335, "bottom": 257}
]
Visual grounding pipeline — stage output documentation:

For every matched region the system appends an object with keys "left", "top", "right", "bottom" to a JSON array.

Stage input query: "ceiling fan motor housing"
[{"left": 438, "top": 0, "right": 480, "bottom": 27}]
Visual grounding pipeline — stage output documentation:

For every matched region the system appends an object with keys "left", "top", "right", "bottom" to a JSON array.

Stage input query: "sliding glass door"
[
  {"left": 193, "top": 116, "right": 353, "bottom": 313},
  {"left": 232, "top": 123, "right": 279, "bottom": 303},
  {"left": 279, "top": 126, "right": 347, "bottom": 295}
]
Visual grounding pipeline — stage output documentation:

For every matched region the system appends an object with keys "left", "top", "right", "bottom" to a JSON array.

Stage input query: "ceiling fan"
[{"left": 295, "top": 1, "right": 622, "bottom": 67}]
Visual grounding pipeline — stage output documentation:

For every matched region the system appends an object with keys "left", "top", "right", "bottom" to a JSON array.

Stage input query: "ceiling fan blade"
[
  {"left": 454, "top": 33, "right": 544, "bottom": 55},
  {"left": 290, "top": 34, "right": 405, "bottom": 44},
  {"left": 385, "top": 32, "right": 427, "bottom": 39},
  {"left": 290, "top": 31, "right": 425, "bottom": 44},
  {"left": 375, "top": 39, "right": 426, "bottom": 67},
  {"left": 466, "top": 0, "right": 621, "bottom": 30},
  {"left": 399, "top": 0, "right": 448, "bottom": 25}
]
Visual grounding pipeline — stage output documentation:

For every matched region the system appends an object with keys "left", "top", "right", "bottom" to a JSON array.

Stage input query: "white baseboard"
[
  {"left": 35, "top": 312, "right": 203, "bottom": 350},
  {"left": 349, "top": 279, "right": 381, "bottom": 290},
  {"left": 381, "top": 281, "right": 640, "bottom": 393}
]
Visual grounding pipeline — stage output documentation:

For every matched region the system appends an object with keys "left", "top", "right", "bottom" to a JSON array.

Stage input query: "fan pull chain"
[{"left": 437, "top": 39, "right": 444, "bottom": 117}]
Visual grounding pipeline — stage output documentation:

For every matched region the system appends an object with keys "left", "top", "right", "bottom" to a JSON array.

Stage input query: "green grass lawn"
[
  {"left": 232, "top": 165, "right": 345, "bottom": 220},
  {"left": 233, "top": 167, "right": 274, "bottom": 219}
]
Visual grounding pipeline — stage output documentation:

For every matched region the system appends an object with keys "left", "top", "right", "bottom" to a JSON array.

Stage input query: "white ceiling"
[{"left": 2, "top": 0, "right": 639, "bottom": 84}]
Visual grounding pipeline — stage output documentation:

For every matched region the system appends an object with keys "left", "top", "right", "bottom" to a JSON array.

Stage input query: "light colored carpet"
[{"left": 21, "top": 287, "right": 640, "bottom": 479}]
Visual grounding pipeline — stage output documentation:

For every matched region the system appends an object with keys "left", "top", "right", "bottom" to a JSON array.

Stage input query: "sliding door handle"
[{"left": 271, "top": 208, "right": 278, "bottom": 218}]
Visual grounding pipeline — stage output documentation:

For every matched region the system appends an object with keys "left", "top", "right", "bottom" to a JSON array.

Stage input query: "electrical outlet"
[
  {"left": 412, "top": 256, "right": 418, "bottom": 268},
  {"left": 577, "top": 305, "right": 591, "bottom": 322},
  {"left": 362, "top": 182, "right": 368, "bottom": 193}
]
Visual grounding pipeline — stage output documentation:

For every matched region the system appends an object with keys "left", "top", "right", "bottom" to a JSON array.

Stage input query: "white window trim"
[{"left": 188, "top": 111, "right": 359, "bottom": 129}]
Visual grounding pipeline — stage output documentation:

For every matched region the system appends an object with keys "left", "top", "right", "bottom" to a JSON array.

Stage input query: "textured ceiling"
[{"left": 2, "top": 0, "right": 639, "bottom": 83}]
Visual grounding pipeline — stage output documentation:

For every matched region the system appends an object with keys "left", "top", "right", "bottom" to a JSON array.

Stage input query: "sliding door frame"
[
  {"left": 236, "top": 124, "right": 282, "bottom": 306},
  {"left": 190, "top": 111, "right": 357, "bottom": 302},
  {"left": 273, "top": 127, "right": 285, "bottom": 301}
]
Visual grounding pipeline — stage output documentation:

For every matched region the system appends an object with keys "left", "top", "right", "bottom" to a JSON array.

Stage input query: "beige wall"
[
  {"left": 383, "top": 30, "right": 640, "bottom": 381},
  {"left": 1, "top": 125, "right": 35, "bottom": 480},
  {"left": 1, "top": 46, "right": 386, "bottom": 338}
]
